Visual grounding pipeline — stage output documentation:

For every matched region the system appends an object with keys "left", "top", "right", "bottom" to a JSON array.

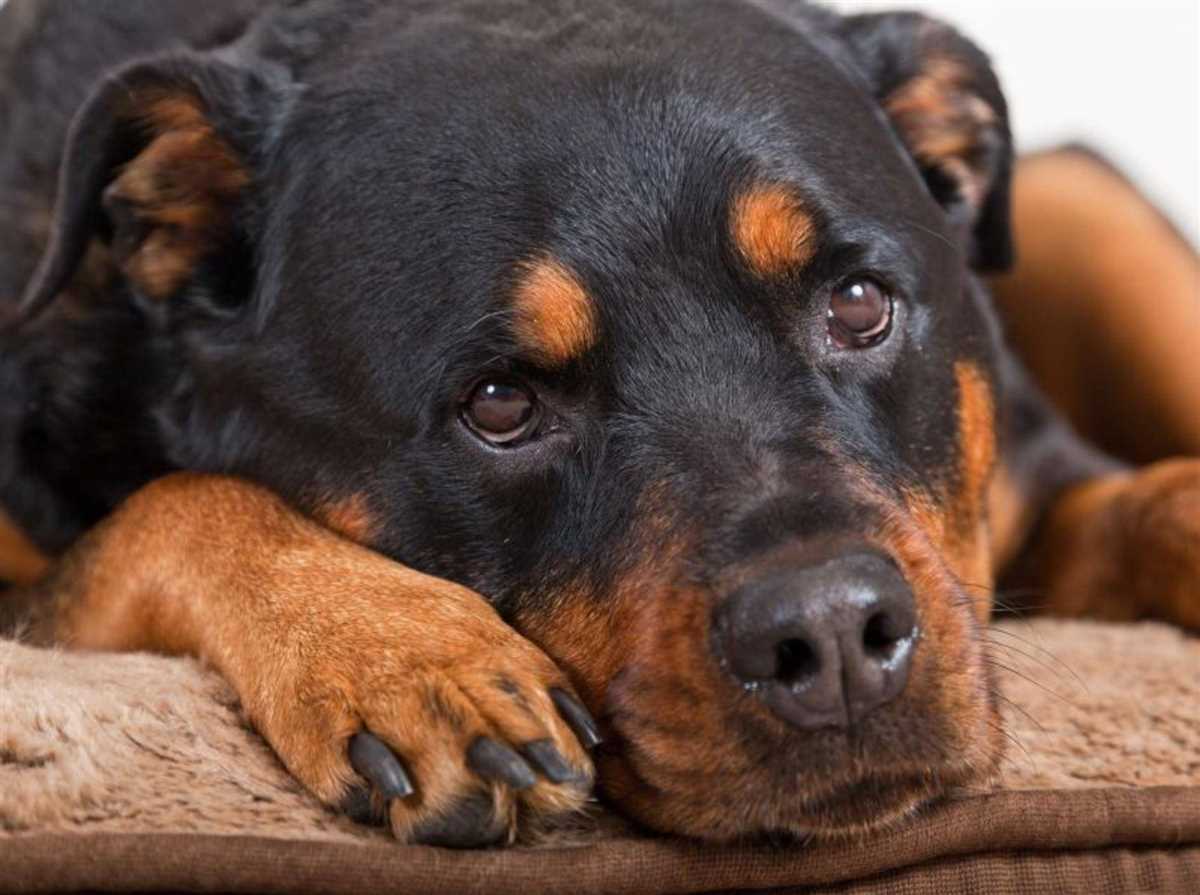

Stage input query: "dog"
[{"left": 1, "top": 0, "right": 1197, "bottom": 847}]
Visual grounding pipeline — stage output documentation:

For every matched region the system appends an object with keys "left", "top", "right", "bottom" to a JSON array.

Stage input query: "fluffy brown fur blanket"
[{"left": 2, "top": 619, "right": 1199, "bottom": 893}]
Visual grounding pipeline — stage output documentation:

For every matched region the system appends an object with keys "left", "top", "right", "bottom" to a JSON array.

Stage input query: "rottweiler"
[{"left": 1, "top": 0, "right": 1197, "bottom": 847}]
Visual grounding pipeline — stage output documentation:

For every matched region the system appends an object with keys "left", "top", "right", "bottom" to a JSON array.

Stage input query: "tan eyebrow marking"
[
  {"left": 730, "top": 184, "right": 818, "bottom": 277},
  {"left": 511, "top": 256, "right": 598, "bottom": 366}
]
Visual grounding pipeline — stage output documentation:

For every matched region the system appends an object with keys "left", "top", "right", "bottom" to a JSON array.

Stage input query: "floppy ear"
[
  {"left": 17, "top": 53, "right": 289, "bottom": 323},
  {"left": 838, "top": 13, "right": 1014, "bottom": 271}
]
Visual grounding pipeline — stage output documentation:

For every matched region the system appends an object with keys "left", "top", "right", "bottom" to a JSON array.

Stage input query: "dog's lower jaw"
[
  {"left": 599, "top": 750, "right": 992, "bottom": 842},
  {"left": 590, "top": 677, "right": 1003, "bottom": 844}
]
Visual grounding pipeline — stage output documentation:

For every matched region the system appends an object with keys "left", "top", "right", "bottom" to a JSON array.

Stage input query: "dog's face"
[{"left": 21, "top": 1, "right": 1014, "bottom": 839}]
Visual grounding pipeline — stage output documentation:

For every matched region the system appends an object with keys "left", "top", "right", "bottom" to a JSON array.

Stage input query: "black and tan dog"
[{"left": 1, "top": 0, "right": 1197, "bottom": 847}]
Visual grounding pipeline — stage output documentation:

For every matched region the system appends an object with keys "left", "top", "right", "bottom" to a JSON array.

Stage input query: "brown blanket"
[{"left": 2, "top": 618, "right": 1199, "bottom": 893}]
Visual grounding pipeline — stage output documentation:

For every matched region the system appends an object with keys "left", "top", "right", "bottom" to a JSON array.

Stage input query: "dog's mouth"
[
  {"left": 517, "top": 502, "right": 1001, "bottom": 841},
  {"left": 519, "top": 588, "right": 999, "bottom": 840},
  {"left": 787, "top": 770, "right": 946, "bottom": 833},
  {"left": 526, "top": 585, "right": 999, "bottom": 840},
  {"left": 590, "top": 692, "right": 990, "bottom": 840}
]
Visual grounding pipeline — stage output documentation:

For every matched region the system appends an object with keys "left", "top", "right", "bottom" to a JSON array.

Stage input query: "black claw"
[
  {"left": 348, "top": 731, "right": 414, "bottom": 800},
  {"left": 550, "top": 688, "right": 604, "bottom": 749},
  {"left": 467, "top": 737, "right": 537, "bottom": 790},
  {"left": 520, "top": 738, "right": 577, "bottom": 784}
]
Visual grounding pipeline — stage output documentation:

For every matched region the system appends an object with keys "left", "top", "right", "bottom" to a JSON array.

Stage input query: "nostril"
[
  {"left": 716, "top": 553, "right": 919, "bottom": 730},
  {"left": 861, "top": 606, "right": 916, "bottom": 663},
  {"left": 862, "top": 611, "right": 896, "bottom": 656},
  {"left": 775, "top": 637, "right": 820, "bottom": 684}
]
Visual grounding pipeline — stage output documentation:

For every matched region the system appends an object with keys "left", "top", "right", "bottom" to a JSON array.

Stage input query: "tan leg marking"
[
  {"left": 30, "top": 474, "right": 591, "bottom": 841},
  {"left": 990, "top": 150, "right": 1200, "bottom": 462},
  {"left": 1030, "top": 459, "right": 1200, "bottom": 628}
]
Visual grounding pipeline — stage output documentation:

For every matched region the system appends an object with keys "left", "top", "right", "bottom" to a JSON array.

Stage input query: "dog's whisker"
[
  {"left": 988, "top": 590, "right": 1051, "bottom": 621},
  {"left": 983, "top": 632, "right": 1077, "bottom": 682},
  {"left": 903, "top": 218, "right": 959, "bottom": 253},
  {"left": 983, "top": 637, "right": 1068, "bottom": 692},
  {"left": 985, "top": 627, "right": 1090, "bottom": 695},
  {"left": 982, "top": 658, "right": 1081, "bottom": 712},
  {"left": 990, "top": 687, "right": 1050, "bottom": 738},
  {"left": 987, "top": 723, "right": 1038, "bottom": 777},
  {"left": 461, "top": 306, "right": 522, "bottom": 337}
]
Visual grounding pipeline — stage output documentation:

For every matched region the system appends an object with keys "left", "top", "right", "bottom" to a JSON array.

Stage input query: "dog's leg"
[
  {"left": 991, "top": 360, "right": 1200, "bottom": 628},
  {"left": 3, "top": 473, "right": 597, "bottom": 845},
  {"left": 991, "top": 366, "right": 1199, "bottom": 629},
  {"left": 990, "top": 147, "right": 1200, "bottom": 463},
  {"left": 1013, "top": 457, "right": 1200, "bottom": 628},
  {"left": 990, "top": 151, "right": 1200, "bottom": 627}
]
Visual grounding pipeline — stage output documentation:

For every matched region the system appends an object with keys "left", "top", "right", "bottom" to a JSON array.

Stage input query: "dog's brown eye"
[
  {"left": 463, "top": 380, "right": 538, "bottom": 444},
  {"left": 827, "top": 279, "right": 893, "bottom": 349}
]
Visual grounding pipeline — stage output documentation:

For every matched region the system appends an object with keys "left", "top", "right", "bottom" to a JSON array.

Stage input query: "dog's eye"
[
  {"left": 462, "top": 380, "right": 539, "bottom": 445},
  {"left": 827, "top": 278, "right": 893, "bottom": 349}
]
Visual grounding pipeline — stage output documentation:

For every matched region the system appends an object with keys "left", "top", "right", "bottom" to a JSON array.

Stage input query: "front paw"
[
  {"left": 243, "top": 568, "right": 600, "bottom": 847},
  {"left": 1042, "top": 458, "right": 1200, "bottom": 628}
]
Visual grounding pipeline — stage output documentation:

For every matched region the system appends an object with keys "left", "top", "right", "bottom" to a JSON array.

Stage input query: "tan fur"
[
  {"left": 517, "top": 470, "right": 998, "bottom": 840},
  {"left": 986, "top": 461, "right": 1035, "bottom": 573},
  {"left": 729, "top": 184, "right": 817, "bottom": 277},
  {"left": 511, "top": 257, "right": 598, "bottom": 366},
  {"left": 7, "top": 614, "right": 1190, "bottom": 844},
  {"left": 313, "top": 492, "right": 378, "bottom": 545},
  {"left": 29, "top": 474, "right": 592, "bottom": 842},
  {"left": 899, "top": 364, "right": 998, "bottom": 613},
  {"left": 989, "top": 150, "right": 1200, "bottom": 463},
  {"left": 1030, "top": 460, "right": 1200, "bottom": 629},
  {"left": 105, "top": 95, "right": 250, "bottom": 300},
  {"left": 8, "top": 618, "right": 1196, "bottom": 841},
  {"left": 5, "top": 142, "right": 1194, "bottom": 848},
  {"left": 873, "top": 500, "right": 1000, "bottom": 760},
  {"left": 0, "top": 510, "right": 49, "bottom": 587},
  {"left": 986, "top": 151, "right": 1200, "bottom": 629},
  {"left": 949, "top": 362, "right": 997, "bottom": 597},
  {"left": 0, "top": 637, "right": 375, "bottom": 841},
  {"left": 883, "top": 55, "right": 996, "bottom": 210}
]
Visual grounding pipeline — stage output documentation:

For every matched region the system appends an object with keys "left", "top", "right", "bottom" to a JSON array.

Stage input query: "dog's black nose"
[{"left": 715, "top": 552, "right": 918, "bottom": 730}]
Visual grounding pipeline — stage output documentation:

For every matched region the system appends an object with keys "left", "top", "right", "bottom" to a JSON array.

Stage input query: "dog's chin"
[
  {"left": 781, "top": 773, "right": 944, "bottom": 837},
  {"left": 598, "top": 751, "right": 979, "bottom": 842}
]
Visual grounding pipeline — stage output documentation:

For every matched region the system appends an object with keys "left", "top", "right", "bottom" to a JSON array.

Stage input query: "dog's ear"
[
  {"left": 838, "top": 13, "right": 1014, "bottom": 271},
  {"left": 18, "top": 53, "right": 291, "bottom": 323}
]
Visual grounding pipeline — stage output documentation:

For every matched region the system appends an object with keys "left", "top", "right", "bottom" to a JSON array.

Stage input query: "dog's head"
[{"left": 20, "top": 0, "right": 1014, "bottom": 839}]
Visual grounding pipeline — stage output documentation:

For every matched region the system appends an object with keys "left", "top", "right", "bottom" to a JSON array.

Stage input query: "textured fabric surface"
[
  {"left": 2, "top": 801, "right": 1199, "bottom": 895},
  {"left": 1, "top": 619, "right": 1198, "bottom": 893},
  {"left": 800, "top": 847, "right": 1200, "bottom": 894}
]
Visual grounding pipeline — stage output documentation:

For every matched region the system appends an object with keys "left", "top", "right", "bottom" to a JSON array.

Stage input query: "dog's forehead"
[
  {"left": 260, "top": 0, "right": 952, "bottom": 353},
  {"left": 273, "top": 0, "right": 931, "bottom": 229}
]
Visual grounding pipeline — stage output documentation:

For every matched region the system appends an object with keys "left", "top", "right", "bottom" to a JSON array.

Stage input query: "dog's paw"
[
  {"left": 1043, "top": 458, "right": 1200, "bottom": 628},
  {"left": 240, "top": 561, "right": 600, "bottom": 847}
]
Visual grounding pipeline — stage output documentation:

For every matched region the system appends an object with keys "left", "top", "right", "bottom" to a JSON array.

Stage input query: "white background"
[{"left": 2, "top": 0, "right": 1196, "bottom": 243}]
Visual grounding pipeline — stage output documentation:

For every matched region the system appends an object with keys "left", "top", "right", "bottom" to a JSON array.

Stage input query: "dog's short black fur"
[
  {"left": 2, "top": 0, "right": 1193, "bottom": 845},
  {"left": 2, "top": 0, "right": 1026, "bottom": 558}
]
